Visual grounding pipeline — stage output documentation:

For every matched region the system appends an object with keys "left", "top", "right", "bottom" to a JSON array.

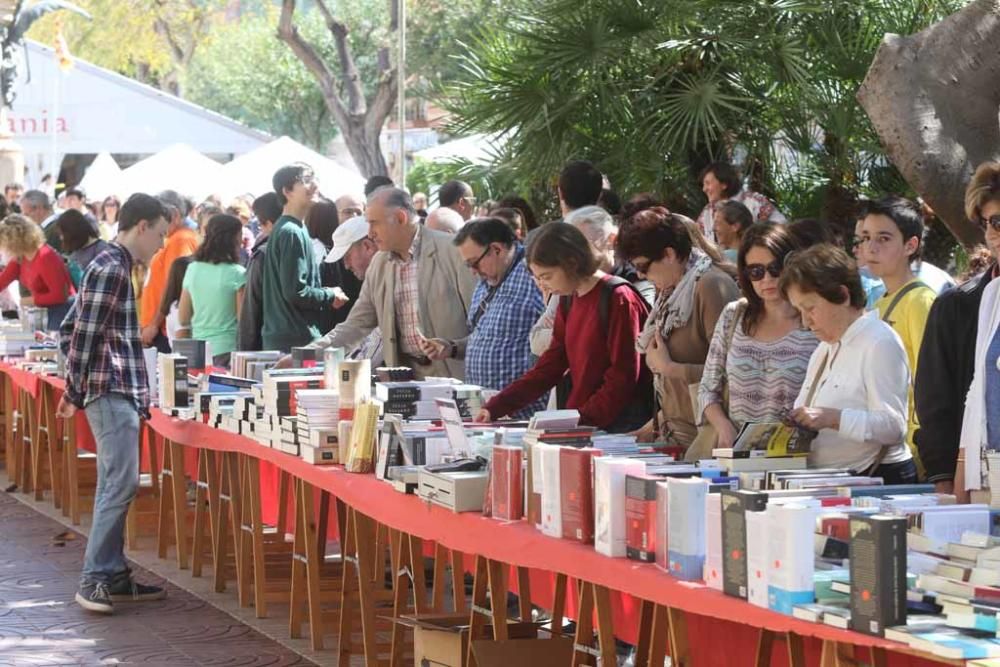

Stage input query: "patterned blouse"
[{"left": 697, "top": 300, "right": 818, "bottom": 428}]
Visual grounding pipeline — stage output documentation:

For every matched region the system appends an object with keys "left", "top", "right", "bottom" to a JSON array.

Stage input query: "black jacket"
[
  {"left": 236, "top": 233, "right": 270, "bottom": 351},
  {"left": 316, "top": 257, "right": 363, "bottom": 336},
  {"left": 914, "top": 267, "right": 995, "bottom": 482}
]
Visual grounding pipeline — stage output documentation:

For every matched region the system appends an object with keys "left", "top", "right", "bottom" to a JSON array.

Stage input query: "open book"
[{"left": 715, "top": 421, "right": 817, "bottom": 458}]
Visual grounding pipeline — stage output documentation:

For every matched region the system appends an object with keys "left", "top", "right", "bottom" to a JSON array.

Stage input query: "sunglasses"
[
  {"left": 979, "top": 214, "right": 1000, "bottom": 232},
  {"left": 744, "top": 260, "right": 782, "bottom": 282}
]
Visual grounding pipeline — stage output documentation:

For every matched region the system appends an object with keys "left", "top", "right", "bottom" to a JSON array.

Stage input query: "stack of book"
[
  {"left": 375, "top": 381, "right": 456, "bottom": 419},
  {"left": 291, "top": 346, "right": 320, "bottom": 368},
  {"left": 261, "top": 369, "right": 324, "bottom": 417},
  {"left": 157, "top": 353, "right": 189, "bottom": 409},
  {"left": 231, "top": 351, "right": 282, "bottom": 380},
  {"left": 296, "top": 389, "right": 340, "bottom": 464}
]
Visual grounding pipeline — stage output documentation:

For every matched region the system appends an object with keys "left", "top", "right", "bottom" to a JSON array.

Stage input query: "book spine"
[
  {"left": 539, "top": 445, "right": 562, "bottom": 538},
  {"left": 767, "top": 504, "right": 816, "bottom": 615},
  {"left": 594, "top": 458, "right": 644, "bottom": 558},
  {"left": 667, "top": 478, "right": 707, "bottom": 581},
  {"left": 559, "top": 448, "right": 597, "bottom": 543},
  {"left": 849, "top": 515, "right": 907, "bottom": 636},
  {"left": 704, "top": 493, "right": 723, "bottom": 590},
  {"left": 721, "top": 490, "right": 767, "bottom": 599}
]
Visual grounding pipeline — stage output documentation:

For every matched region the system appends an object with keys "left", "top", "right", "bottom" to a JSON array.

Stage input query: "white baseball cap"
[{"left": 325, "top": 215, "right": 370, "bottom": 263}]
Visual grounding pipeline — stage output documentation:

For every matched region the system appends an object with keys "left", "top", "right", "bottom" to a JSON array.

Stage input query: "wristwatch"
[{"left": 449, "top": 341, "right": 458, "bottom": 359}]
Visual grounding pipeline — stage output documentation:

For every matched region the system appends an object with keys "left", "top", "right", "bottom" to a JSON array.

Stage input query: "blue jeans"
[
  {"left": 81, "top": 394, "right": 140, "bottom": 585},
  {"left": 873, "top": 458, "right": 919, "bottom": 485}
]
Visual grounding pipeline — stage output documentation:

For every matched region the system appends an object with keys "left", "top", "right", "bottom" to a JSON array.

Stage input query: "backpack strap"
[
  {"left": 881, "top": 280, "right": 932, "bottom": 327},
  {"left": 560, "top": 276, "right": 649, "bottom": 332}
]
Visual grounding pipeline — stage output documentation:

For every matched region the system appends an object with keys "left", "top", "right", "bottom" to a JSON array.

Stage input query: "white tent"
[
  {"left": 77, "top": 152, "right": 123, "bottom": 201},
  {"left": 412, "top": 132, "right": 505, "bottom": 165},
  {"left": 218, "top": 136, "right": 365, "bottom": 201},
  {"left": 120, "top": 144, "right": 224, "bottom": 200}
]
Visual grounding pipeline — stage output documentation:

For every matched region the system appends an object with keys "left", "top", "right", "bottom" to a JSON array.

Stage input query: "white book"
[
  {"left": 539, "top": 444, "right": 563, "bottom": 538},
  {"left": 917, "top": 506, "right": 991, "bottom": 544},
  {"left": 667, "top": 478, "right": 707, "bottom": 581},
  {"left": 338, "top": 420, "right": 353, "bottom": 465},
  {"left": 338, "top": 359, "right": 371, "bottom": 407},
  {"left": 746, "top": 509, "right": 770, "bottom": 609},
  {"left": 704, "top": 493, "right": 723, "bottom": 590},
  {"left": 593, "top": 457, "right": 644, "bottom": 558},
  {"left": 767, "top": 503, "right": 816, "bottom": 614}
]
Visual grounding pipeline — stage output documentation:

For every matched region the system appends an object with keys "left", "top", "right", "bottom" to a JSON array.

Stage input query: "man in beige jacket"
[{"left": 302, "top": 187, "right": 477, "bottom": 380}]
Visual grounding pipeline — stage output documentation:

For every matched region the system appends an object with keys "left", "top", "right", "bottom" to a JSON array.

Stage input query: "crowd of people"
[{"left": 17, "top": 154, "right": 999, "bottom": 611}]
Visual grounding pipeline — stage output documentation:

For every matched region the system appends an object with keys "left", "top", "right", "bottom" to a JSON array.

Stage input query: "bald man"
[
  {"left": 335, "top": 194, "right": 365, "bottom": 224},
  {"left": 426, "top": 206, "right": 465, "bottom": 234}
]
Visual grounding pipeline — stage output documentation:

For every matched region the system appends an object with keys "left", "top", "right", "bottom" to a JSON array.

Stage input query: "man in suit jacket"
[{"left": 303, "top": 186, "right": 477, "bottom": 379}]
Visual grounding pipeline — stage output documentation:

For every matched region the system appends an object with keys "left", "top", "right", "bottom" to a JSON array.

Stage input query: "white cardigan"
[{"left": 960, "top": 277, "right": 1000, "bottom": 489}]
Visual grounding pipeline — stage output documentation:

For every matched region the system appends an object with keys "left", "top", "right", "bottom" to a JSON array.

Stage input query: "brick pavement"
[{"left": 0, "top": 490, "right": 316, "bottom": 666}]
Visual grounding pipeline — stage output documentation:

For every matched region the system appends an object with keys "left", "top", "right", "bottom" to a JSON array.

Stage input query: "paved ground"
[{"left": 0, "top": 489, "right": 316, "bottom": 667}]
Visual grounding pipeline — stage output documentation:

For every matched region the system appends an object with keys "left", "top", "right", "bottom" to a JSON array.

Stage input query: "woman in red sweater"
[
  {"left": 0, "top": 214, "right": 76, "bottom": 330},
  {"left": 475, "top": 222, "right": 651, "bottom": 432}
]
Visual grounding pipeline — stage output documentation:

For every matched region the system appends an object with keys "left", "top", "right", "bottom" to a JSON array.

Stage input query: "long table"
[{"left": 0, "top": 362, "right": 954, "bottom": 667}]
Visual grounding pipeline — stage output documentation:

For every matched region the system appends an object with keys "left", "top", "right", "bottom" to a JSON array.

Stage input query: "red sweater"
[
  {"left": 0, "top": 244, "right": 76, "bottom": 306},
  {"left": 485, "top": 275, "right": 647, "bottom": 428}
]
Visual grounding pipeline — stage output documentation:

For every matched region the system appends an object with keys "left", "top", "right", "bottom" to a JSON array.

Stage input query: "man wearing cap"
[{"left": 288, "top": 187, "right": 476, "bottom": 379}]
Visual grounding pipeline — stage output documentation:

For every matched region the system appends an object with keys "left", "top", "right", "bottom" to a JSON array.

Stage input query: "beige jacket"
[{"left": 308, "top": 226, "right": 477, "bottom": 379}]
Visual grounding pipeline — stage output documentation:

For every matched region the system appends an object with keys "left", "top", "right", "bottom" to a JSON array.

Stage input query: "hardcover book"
[
  {"left": 625, "top": 474, "right": 660, "bottom": 563},
  {"left": 594, "top": 457, "right": 644, "bottom": 558},
  {"left": 767, "top": 503, "right": 816, "bottom": 614},
  {"left": 850, "top": 514, "right": 908, "bottom": 636},
  {"left": 721, "top": 489, "right": 768, "bottom": 599},
  {"left": 666, "top": 477, "right": 707, "bottom": 581},
  {"left": 491, "top": 445, "right": 523, "bottom": 521},
  {"left": 560, "top": 447, "right": 599, "bottom": 543}
]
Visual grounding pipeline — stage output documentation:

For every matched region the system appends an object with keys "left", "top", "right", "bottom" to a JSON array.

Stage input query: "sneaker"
[
  {"left": 75, "top": 582, "right": 113, "bottom": 614},
  {"left": 107, "top": 574, "right": 167, "bottom": 602}
]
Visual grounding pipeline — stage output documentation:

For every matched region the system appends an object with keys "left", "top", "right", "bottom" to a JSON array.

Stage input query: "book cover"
[
  {"left": 491, "top": 445, "right": 523, "bottom": 521},
  {"left": 746, "top": 509, "right": 770, "bottom": 608},
  {"left": 539, "top": 444, "right": 562, "bottom": 538},
  {"left": 731, "top": 421, "right": 816, "bottom": 457},
  {"left": 625, "top": 474, "right": 659, "bottom": 563},
  {"left": 767, "top": 503, "right": 817, "bottom": 614},
  {"left": 560, "top": 447, "right": 599, "bottom": 543},
  {"left": 527, "top": 442, "right": 543, "bottom": 528},
  {"left": 666, "top": 477, "right": 707, "bottom": 581},
  {"left": 339, "top": 359, "right": 372, "bottom": 407},
  {"left": 704, "top": 492, "right": 724, "bottom": 590},
  {"left": 655, "top": 481, "right": 669, "bottom": 572},
  {"left": 850, "top": 514, "right": 908, "bottom": 636},
  {"left": 721, "top": 489, "right": 768, "bottom": 599},
  {"left": 594, "top": 457, "right": 645, "bottom": 558},
  {"left": 322, "top": 347, "right": 346, "bottom": 390}
]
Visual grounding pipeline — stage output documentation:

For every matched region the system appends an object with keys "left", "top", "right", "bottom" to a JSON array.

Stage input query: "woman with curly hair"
[
  {"left": 177, "top": 214, "right": 246, "bottom": 367},
  {"left": 0, "top": 213, "right": 75, "bottom": 329}
]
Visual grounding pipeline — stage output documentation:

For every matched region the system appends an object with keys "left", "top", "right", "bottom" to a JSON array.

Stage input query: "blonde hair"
[
  {"left": 0, "top": 213, "right": 45, "bottom": 258},
  {"left": 965, "top": 161, "right": 1000, "bottom": 222}
]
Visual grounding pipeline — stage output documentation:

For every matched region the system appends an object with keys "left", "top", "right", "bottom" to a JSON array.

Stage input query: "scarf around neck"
[{"left": 636, "top": 247, "right": 714, "bottom": 353}]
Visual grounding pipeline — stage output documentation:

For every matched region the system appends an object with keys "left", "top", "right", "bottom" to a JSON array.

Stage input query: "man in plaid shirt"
[
  {"left": 57, "top": 193, "right": 170, "bottom": 614},
  {"left": 422, "top": 218, "right": 546, "bottom": 417}
]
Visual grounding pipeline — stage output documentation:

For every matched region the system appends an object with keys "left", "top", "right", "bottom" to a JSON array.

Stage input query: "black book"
[
  {"left": 849, "top": 514, "right": 907, "bottom": 636},
  {"left": 721, "top": 489, "right": 768, "bottom": 599},
  {"left": 173, "top": 338, "right": 208, "bottom": 369},
  {"left": 207, "top": 374, "right": 257, "bottom": 390},
  {"left": 375, "top": 367, "right": 415, "bottom": 382}
]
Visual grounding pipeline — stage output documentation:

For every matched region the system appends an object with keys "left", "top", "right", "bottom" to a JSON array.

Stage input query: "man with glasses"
[
  {"left": 294, "top": 186, "right": 476, "bottom": 379},
  {"left": 416, "top": 218, "right": 545, "bottom": 415},
  {"left": 438, "top": 180, "right": 476, "bottom": 221},
  {"left": 261, "top": 163, "right": 340, "bottom": 351}
]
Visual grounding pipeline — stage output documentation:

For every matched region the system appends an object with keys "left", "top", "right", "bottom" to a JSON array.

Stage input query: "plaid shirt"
[
  {"left": 392, "top": 226, "right": 423, "bottom": 356},
  {"left": 59, "top": 243, "right": 150, "bottom": 418},
  {"left": 465, "top": 247, "right": 546, "bottom": 417}
]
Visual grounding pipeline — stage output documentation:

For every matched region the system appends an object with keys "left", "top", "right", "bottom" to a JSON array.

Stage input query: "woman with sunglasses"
[
  {"left": 696, "top": 224, "right": 818, "bottom": 450},
  {"left": 781, "top": 244, "right": 916, "bottom": 482},
  {"left": 616, "top": 206, "right": 740, "bottom": 449},
  {"left": 958, "top": 162, "right": 1000, "bottom": 500}
]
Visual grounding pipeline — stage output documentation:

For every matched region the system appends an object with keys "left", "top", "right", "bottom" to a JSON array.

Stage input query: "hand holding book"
[{"left": 788, "top": 406, "right": 841, "bottom": 432}]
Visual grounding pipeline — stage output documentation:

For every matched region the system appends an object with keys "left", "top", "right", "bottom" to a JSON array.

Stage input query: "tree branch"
[
  {"left": 367, "top": 67, "right": 398, "bottom": 139},
  {"left": 315, "top": 0, "right": 365, "bottom": 115},
  {"left": 277, "top": 0, "right": 349, "bottom": 127}
]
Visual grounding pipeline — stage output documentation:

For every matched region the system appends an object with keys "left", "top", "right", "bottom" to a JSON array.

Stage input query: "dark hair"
[
  {"left": 717, "top": 200, "right": 753, "bottom": 233},
  {"left": 598, "top": 188, "right": 622, "bottom": 216},
  {"left": 526, "top": 221, "right": 599, "bottom": 279},
  {"left": 64, "top": 187, "right": 86, "bottom": 201},
  {"left": 454, "top": 217, "right": 516, "bottom": 249},
  {"left": 617, "top": 206, "right": 693, "bottom": 264},
  {"left": 21, "top": 189, "right": 50, "bottom": 211},
  {"left": 100, "top": 195, "right": 120, "bottom": 220},
  {"left": 0, "top": 198, "right": 9, "bottom": 220},
  {"left": 488, "top": 207, "right": 524, "bottom": 238},
  {"left": 620, "top": 193, "right": 665, "bottom": 222},
  {"left": 251, "top": 192, "right": 282, "bottom": 226},
  {"left": 193, "top": 214, "right": 242, "bottom": 264},
  {"left": 439, "top": 180, "right": 472, "bottom": 207},
  {"left": 119, "top": 193, "right": 167, "bottom": 233},
  {"left": 272, "top": 163, "right": 313, "bottom": 206},
  {"left": 779, "top": 244, "right": 865, "bottom": 310},
  {"left": 306, "top": 199, "right": 339, "bottom": 250},
  {"left": 558, "top": 160, "right": 603, "bottom": 210},
  {"left": 157, "top": 189, "right": 190, "bottom": 219},
  {"left": 736, "top": 224, "right": 799, "bottom": 335},
  {"left": 363, "top": 175, "right": 394, "bottom": 196},
  {"left": 159, "top": 255, "right": 193, "bottom": 318},
  {"left": 495, "top": 195, "right": 538, "bottom": 231},
  {"left": 699, "top": 161, "right": 742, "bottom": 198},
  {"left": 56, "top": 208, "right": 99, "bottom": 252},
  {"left": 786, "top": 217, "right": 835, "bottom": 248},
  {"left": 858, "top": 195, "right": 925, "bottom": 261},
  {"left": 4, "top": 183, "right": 22, "bottom": 194}
]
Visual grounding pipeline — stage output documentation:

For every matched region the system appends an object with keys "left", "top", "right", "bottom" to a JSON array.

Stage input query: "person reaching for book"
[{"left": 696, "top": 223, "right": 818, "bottom": 450}]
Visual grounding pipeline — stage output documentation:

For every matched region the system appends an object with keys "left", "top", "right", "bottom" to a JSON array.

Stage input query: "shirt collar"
[{"left": 390, "top": 224, "right": 421, "bottom": 264}]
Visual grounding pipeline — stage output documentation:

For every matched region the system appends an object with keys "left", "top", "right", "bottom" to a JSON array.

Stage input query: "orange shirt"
[{"left": 140, "top": 227, "right": 199, "bottom": 328}]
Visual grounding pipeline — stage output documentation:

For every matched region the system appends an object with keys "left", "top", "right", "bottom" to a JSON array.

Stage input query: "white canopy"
[
  {"left": 120, "top": 144, "right": 224, "bottom": 200},
  {"left": 76, "top": 152, "right": 123, "bottom": 201},
  {"left": 413, "top": 132, "right": 505, "bottom": 165},
  {"left": 219, "top": 136, "right": 365, "bottom": 201}
]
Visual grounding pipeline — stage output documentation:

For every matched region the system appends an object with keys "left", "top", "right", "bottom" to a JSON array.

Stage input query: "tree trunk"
[{"left": 858, "top": 0, "right": 1000, "bottom": 248}]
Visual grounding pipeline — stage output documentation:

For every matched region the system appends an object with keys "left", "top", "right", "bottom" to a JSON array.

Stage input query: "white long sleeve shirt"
[{"left": 793, "top": 310, "right": 912, "bottom": 472}]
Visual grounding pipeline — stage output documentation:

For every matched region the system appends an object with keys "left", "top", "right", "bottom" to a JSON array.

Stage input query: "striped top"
[{"left": 697, "top": 300, "right": 818, "bottom": 428}]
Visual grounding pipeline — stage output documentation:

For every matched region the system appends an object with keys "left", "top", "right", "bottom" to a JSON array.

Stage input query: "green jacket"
[{"left": 261, "top": 214, "right": 333, "bottom": 351}]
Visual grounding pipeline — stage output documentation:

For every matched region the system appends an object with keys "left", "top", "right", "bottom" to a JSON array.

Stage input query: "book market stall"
[{"left": 2, "top": 330, "right": 998, "bottom": 667}]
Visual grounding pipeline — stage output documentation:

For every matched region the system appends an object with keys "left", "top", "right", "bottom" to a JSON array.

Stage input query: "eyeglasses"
[
  {"left": 744, "top": 260, "right": 782, "bottom": 282},
  {"left": 465, "top": 245, "right": 491, "bottom": 270},
  {"left": 979, "top": 214, "right": 1000, "bottom": 232},
  {"left": 463, "top": 196, "right": 478, "bottom": 207},
  {"left": 298, "top": 173, "right": 317, "bottom": 186}
]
